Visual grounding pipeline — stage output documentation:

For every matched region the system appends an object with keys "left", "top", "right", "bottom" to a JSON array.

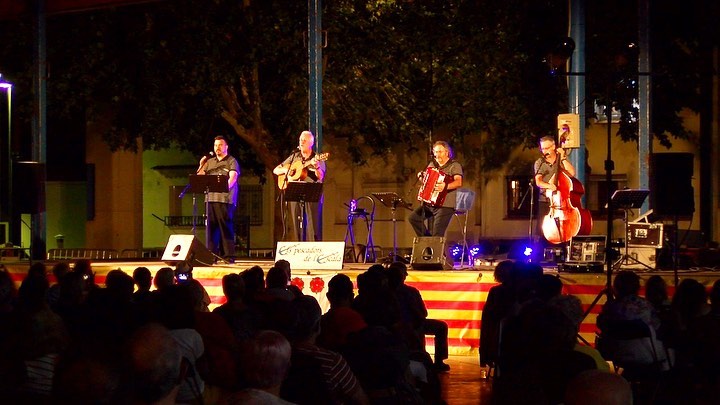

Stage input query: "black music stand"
[
  {"left": 285, "top": 182, "right": 324, "bottom": 241},
  {"left": 189, "top": 174, "right": 229, "bottom": 251},
  {"left": 610, "top": 189, "right": 651, "bottom": 270},
  {"left": 372, "top": 192, "right": 413, "bottom": 261}
]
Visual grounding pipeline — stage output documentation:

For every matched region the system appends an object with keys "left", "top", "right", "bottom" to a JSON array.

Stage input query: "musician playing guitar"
[
  {"left": 534, "top": 135, "right": 577, "bottom": 243},
  {"left": 273, "top": 130, "right": 326, "bottom": 241},
  {"left": 409, "top": 141, "right": 464, "bottom": 237}
]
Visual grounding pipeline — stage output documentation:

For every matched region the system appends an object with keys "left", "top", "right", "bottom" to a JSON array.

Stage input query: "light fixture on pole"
[{"left": 0, "top": 74, "right": 12, "bottom": 241}]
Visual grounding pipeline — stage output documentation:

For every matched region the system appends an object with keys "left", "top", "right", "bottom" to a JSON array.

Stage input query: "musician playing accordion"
[{"left": 409, "top": 141, "right": 464, "bottom": 237}]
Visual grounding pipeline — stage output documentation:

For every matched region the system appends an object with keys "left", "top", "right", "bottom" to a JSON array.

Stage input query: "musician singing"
[
  {"left": 534, "top": 135, "right": 576, "bottom": 240},
  {"left": 273, "top": 131, "right": 326, "bottom": 241},
  {"left": 409, "top": 141, "right": 464, "bottom": 237}
]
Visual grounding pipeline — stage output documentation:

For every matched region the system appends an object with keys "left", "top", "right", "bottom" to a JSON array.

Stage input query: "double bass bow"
[{"left": 541, "top": 152, "right": 592, "bottom": 244}]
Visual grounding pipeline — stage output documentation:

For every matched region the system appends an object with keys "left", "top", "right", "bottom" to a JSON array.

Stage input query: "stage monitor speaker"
[
  {"left": 411, "top": 236, "right": 450, "bottom": 270},
  {"left": 651, "top": 153, "right": 694, "bottom": 217},
  {"left": 161, "top": 234, "right": 215, "bottom": 267}
]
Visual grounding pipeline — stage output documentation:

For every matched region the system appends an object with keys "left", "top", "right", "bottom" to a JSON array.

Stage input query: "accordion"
[{"left": 418, "top": 168, "right": 449, "bottom": 207}]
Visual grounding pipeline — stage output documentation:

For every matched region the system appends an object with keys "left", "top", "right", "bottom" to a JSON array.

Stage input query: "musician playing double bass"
[
  {"left": 534, "top": 135, "right": 577, "bottom": 243},
  {"left": 410, "top": 141, "right": 464, "bottom": 237}
]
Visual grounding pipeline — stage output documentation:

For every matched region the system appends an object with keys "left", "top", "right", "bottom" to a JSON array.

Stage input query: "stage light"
[
  {"left": 449, "top": 243, "right": 464, "bottom": 261},
  {"left": 509, "top": 239, "right": 542, "bottom": 262},
  {"left": 468, "top": 244, "right": 482, "bottom": 259},
  {"left": 523, "top": 245, "right": 534, "bottom": 257}
]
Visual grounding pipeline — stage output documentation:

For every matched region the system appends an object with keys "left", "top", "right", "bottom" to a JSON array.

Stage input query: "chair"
[
  {"left": 596, "top": 318, "right": 670, "bottom": 402},
  {"left": 452, "top": 188, "right": 476, "bottom": 267}
]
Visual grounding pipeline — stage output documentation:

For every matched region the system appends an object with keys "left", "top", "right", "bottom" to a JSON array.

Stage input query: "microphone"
[{"left": 204, "top": 151, "right": 215, "bottom": 159}]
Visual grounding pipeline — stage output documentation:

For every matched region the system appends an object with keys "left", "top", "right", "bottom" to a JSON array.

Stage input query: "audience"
[{"left": 12, "top": 257, "right": 720, "bottom": 404}]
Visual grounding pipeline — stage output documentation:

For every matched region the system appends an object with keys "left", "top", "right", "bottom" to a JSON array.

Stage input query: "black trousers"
[{"left": 207, "top": 202, "right": 235, "bottom": 258}]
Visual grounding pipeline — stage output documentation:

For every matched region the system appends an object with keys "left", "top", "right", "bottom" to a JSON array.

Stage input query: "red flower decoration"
[
  {"left": 310, "top": 277, "right": 325, "bottom": 294},
  {"left": 291, "top": 277, "right": 304, "bottom": 291}
]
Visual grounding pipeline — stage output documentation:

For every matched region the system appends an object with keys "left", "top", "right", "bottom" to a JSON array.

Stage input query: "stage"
[{"left": 5, "top": 258, "right": 720, "bottom": 355}]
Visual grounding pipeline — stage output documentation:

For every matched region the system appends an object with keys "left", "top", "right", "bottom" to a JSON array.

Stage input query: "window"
[
  {"left": 506, "top": 176, "right": 537, "bottom": 219},
  {"left": 586, "top": 174, "right": 628, "bottom": 217},
  {"left": 237, "top": 185, "right": 263, "bottom": 226}
]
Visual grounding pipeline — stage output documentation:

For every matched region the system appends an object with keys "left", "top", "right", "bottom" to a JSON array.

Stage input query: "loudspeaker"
[
  {"left": 411, "top": 237, "right": 450, "bottom": 270},
  {"left": 651, "top": 153, "right": 694, "bottom": 217},
  {"left": 161, "top": 235, "right": 215, "bottom": 267}
]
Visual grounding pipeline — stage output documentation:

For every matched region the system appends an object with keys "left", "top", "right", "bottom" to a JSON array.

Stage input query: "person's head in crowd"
[
  {"left": 239, "top": 330, "right": 292, "bottom": 393},
  {"left": 326, "top": 273, "right": 355, "bottom": 306},
  {"left": 105, "top": 269, "right": 135, "bottom": 302},
  {"left": 133, "top": 267, "right": 152, "bottom": 292},
  {"left": 385, "top": 261, "right": 408, "bottom": 290},
  {"left": 357, "top": 264, "right": 388, "bottom": 296},
  {"left": 154, "top": 267, "right": 175, "bottom": 291},
  {"left": 58, "top": 270, "right": 90, "bottom": 306},
  {"left": 73, "top": 259, "right": 95, "bottom": 286},
  {"left": 173, "top": 261, "right": 193, "bottom": 285},
  {"left": 535, "top": 274, "right": 564, "bottom": 302},
  {"left": 52, "top": 262, "right": 71, "bottom": 283},
  {"left": 53, "top": 348, "right": 126, "bottom": 404},
  {"left": 564, "top": 369, "right": 632, "bottom": 405},
  {"left": 274, "top": 259, "right": 292, "bottom": 283},
  {"left": 645, "top": 275, "right": 669, "bottom": 308},
  {"left": 127, "top": 323, "right": 183, "bottom": 404},
  {"left": 18, "top": 267, "right": 50, "bottom": 311},
  {"left": 548, "top": 294, "right": 584, "bottom": 332},
  {"left": 286, "top": 295, "right": 322, "bottom": 343},
  {"left": 672, "top": 278, "right": 709, "bottom": 320},
  {"left": 27, "top": 261, "right": 48, "bottom": 280},
  {"left": 222, "top": 273, "right": 245, "bottom": 302},
  {"left": 494, "top": 260, "right": 514, "bottom": 284},
  {"left": 241, "top": 265, "right": 265, "bottom": 294},
  {"left": 266, "top": 266, "right": 289, "bottom": 290},
  {"left": 612, "top": 270, "right": 641, "bottom": 299}
]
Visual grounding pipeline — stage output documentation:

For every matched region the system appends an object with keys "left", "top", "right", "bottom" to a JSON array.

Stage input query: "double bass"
[{"left": 541, "top": 159, "right": 592, "bottom": 244}]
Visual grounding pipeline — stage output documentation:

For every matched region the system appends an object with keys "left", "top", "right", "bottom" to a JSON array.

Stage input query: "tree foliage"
[{"left": 0, "top": 0, "right": 715, "bottom": 180}]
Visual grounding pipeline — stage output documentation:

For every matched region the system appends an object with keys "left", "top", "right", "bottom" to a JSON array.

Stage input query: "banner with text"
[{"left": 275, "top": 241, "right": 345, "bottom": 270}]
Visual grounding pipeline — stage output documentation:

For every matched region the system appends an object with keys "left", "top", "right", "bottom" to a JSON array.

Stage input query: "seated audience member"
[
  {"left": 174, "top": 261, "right": 210, "bottom": 312},
  {"left": 213, "top": 273, "right": 258, "bottom": 341},
  {"left": 495, "top": 305, "right": 596, "bottom": 405},
  {"left": 548, "top": 294, "right": 610, "bottom": 371},
  {"left": 127, "top": 323, "right": 183, "bottom": 405},
  {"left": 386, "top": 261, "right": 450, "bottom": 372},
  {"left": 683, "top": 279, "right": 720, "bottom": 401},
  {"left": 266, "top": 266, "right": 296, "bottom": 301},
  {"left": 132, "top": 266, "right": 153, "bottom": 305},
  {"left": 645, "top": 275, "right": 674, "bottom": 342},
  {"left": 224, "top": 330, "right": 295, "bottom": 405},
  {"left": 52, "top": 345, "right": 126, "bottom": 404},
  {"left": 480, "top": 260, "right": 517, "bottom": 371},
  {"left": 597, "top": 270, "right": 660, "bottom": 331},
  {"left": 564, "top": 369, "right": 633, "bottom": 405},
  {"left": 318, "top": 274, "right": 367, "bottom": 350},
  {"left": 46, "top": 262, "right": 70, "bottom": 310},
  {"left": 240, "top": 265, "right": 268, "bottom": 306},
  {"left": 153, "top": 267, "right": 176, "bottom": 292},
  {"left": 281, "top": 295, "right": 370, "bottom": 405}
]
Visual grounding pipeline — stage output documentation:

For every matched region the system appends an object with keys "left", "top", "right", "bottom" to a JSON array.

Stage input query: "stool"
[
  {"left": 343, "top": 196, "right": 376, "bottom": 263},
  {"left": 452, "top": 188, "right": 476, "bottom": 267}
]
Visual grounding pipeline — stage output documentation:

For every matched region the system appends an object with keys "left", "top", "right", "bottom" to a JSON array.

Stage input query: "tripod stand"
[
  {"left": 372, "top": 192, "right": 413, "bottom": 262},
  {"left": 609, "top": 189, "right": 651, "bottom": 270}
]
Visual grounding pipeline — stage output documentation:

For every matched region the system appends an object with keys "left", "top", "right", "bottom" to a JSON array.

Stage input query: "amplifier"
[
  {"left": 558, "top": 262, "right": 604, "bottom": 273},
  {"left": 567, "top": 235, "right": 607, "bottom": 263},
  {"left": 627, "top": 223, "right": 663, "bottom": 248}
]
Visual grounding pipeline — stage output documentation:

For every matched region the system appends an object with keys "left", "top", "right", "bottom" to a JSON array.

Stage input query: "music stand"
[
  {"left": 285, "top": 182, "right": 324, "bottom": 241},
  {"left": 189, "top": 174, "right": 229, "bottom": 252},
  {"left": 372, "top": 192, "right": 413, "bottom": 260},
  {"left": 610, "top": 189, "right": 652, "bottom": 270}
]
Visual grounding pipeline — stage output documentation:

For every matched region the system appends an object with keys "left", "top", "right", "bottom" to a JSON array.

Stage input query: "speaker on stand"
[
  {"left": 411, "top": 236, "right": 451, "bottom": 270},
  {"left": 651, "top": 153, "right": 694, "bottom": 282},
  {"left": 161, "top": 234, "right": 215, "bottom": 267}
]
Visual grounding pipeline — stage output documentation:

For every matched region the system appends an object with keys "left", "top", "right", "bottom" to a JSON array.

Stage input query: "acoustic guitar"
[{"left": 277, "top": 152, "right": 329, "bottom": 190}]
